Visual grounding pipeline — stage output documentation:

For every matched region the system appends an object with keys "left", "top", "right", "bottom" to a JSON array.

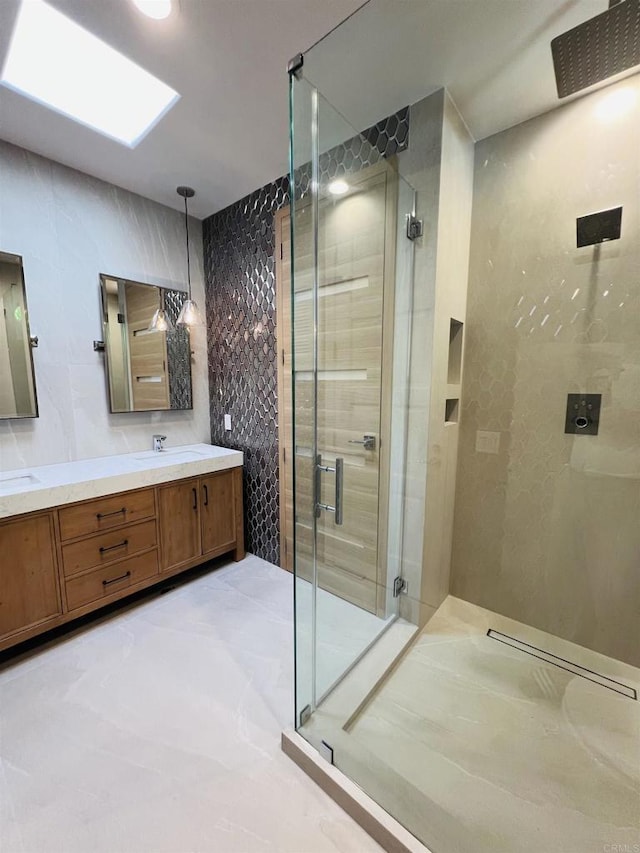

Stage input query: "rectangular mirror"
[
  {"left": 99, "top": 274, "right": 193, "bottom": 413},
  {"left": 0, "top": 251, "right": 38, "bottom": 419}
]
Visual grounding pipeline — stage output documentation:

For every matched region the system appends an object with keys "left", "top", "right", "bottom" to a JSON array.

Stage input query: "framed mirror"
[
  {"left": 0, "top": 251, "right": 38, "bottom": 419},
  {"left": 99, "top": 274, "right": 193, "bottom": 413}
]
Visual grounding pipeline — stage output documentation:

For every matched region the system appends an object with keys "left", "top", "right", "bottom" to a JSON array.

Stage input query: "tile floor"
[
  {"left": 0, "top": 555, "right": 381, "bottom": 853},
  {"left": 295, "top": 577, "right": 395, "bottom": 704}
]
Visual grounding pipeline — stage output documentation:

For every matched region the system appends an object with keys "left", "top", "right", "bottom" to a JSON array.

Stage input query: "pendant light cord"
[{"left": 184, "top": 195, "right": 192, "bottom": 301}]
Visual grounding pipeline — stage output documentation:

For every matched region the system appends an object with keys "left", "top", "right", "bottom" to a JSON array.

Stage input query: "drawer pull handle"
[
  {"left": 96, "top": 507, "right": 126, "bottom": 520},
  {"left": 203, "top": 484, "right": 209, "bottom": 506},
  {"left": 102, "top": 570, "right": 131, "bottom": 587},
  {"left": 99, "top": 539, "right": 129, "bottom": 554},
  {"left": 192, "top": 487, "right": 198, "bottom": 511}
]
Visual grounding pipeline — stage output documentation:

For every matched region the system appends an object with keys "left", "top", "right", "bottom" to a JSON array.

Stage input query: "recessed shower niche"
[
  {"left": 447, "top": 318, "right": 464, "bottom": 384},
  {"left": 445, "top": 398, "right": 459, "bottom": 424}
]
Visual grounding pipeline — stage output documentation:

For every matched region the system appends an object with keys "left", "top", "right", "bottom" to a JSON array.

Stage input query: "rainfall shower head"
[{"left": 551, "top": 0, "right": 640, "bottom": 98}]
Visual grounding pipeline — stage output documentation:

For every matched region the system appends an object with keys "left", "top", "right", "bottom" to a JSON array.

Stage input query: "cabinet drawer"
[
  {"left": 59, "top": 489, "right": 156, "bottom": 541},
  {"left": 65, "top": 550, "right": 159, "bottom": 611},
  {"left": 61, "top": 519, "right": 157, "bottom": 578}
]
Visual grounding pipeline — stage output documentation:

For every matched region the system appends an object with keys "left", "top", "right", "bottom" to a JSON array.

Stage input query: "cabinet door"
[
  {"left": 158, "top": 479, "right": 201, "bottom": 571},
  {"left": 0, "top": 514, "right": 61, "bottom": 639},
  {"left": 200, "top": 471, "right": 236, "bottom": 556}
]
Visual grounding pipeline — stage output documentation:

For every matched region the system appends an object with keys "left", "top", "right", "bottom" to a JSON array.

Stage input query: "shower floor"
[{"left": 302, "top": 595, "right": 640, "bottom": 853}]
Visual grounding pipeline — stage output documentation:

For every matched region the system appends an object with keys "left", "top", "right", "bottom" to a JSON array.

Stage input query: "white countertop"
[{"left": 0, "top": 444, "right": 243, "bottom": 519}]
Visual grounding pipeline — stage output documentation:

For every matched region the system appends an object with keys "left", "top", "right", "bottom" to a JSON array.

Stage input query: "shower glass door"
[{"left": 290, "top": 72, "right": 418, "bottom": 733}]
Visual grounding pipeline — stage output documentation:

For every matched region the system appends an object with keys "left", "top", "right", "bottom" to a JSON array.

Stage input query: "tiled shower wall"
[
  {"left": 203, "top": 108, "right": 409, "bottom": 563},
  {"left": 451, "top": 77, "right": 640, "bottom": 666}
]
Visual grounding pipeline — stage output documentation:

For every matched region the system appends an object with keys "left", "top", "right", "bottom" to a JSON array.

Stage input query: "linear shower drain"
[{"left": 487, "top": 629, "right": 637, "bottom": 700}]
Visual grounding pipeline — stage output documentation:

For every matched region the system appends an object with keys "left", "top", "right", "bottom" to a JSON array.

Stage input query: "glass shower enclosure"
[
  {"left": 289, "top": 76, "right": 421, "bottom": 722},
  {"left": 286, "top": 3, "right": 640, "bottom": 851}
]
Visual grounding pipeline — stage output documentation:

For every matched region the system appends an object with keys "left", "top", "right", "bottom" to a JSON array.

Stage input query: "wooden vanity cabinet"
[
  {"left": 158, "top": 478, "right": 201, "bottom": 571},
  {"left": 0, "top": 513, "right": 61, "bottom": 640},
  {"left": 159, "top": 468, "right": 244, "bottom": 572},
  {"left": 0, "top": 466, "right": 244, "bottom": 653},
  {"left": 201, "top": 471, "right": 237, "bottom": 557}
]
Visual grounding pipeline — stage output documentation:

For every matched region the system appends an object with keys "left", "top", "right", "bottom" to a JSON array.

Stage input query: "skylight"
[{"left": 0, "top": 0, "right": 180, "bottom": 148}]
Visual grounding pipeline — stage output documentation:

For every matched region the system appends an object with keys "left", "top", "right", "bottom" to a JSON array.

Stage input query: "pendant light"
[
  {"left": 176, "top": 185, "right": 203, "bottom": 328},
  {"left": 147, "top": 305, "right": 174, "bottom": 333}
]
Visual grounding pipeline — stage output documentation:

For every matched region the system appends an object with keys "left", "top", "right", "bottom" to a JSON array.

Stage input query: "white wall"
[{"left": 0, "top": 140, "right": 210, "bottom": 471}]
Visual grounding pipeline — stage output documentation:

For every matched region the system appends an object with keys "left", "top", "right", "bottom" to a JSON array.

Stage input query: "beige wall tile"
[{"left": 452, "top": 76, "right": 640, "bottom": 666}]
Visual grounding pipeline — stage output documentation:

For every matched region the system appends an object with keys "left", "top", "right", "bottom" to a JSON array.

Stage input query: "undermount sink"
[
  {"left": 0, "top": 473, "right": 40, "bottom": 491},
  {"left": 0, "top": 444, "right": 242, "bottom": 524},
  {"left": 132, "top": 448, "right": 209, "bottom": 462}
]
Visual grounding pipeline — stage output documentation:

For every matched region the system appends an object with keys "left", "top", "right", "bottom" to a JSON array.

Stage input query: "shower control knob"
[{"left": 564, "top": 393, "right": 601, "bottom": 436}]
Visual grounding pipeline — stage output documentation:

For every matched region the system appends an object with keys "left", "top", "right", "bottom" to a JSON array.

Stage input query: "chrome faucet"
[{"left": 152, "top": 434, "right": 167, "bottom": 452}]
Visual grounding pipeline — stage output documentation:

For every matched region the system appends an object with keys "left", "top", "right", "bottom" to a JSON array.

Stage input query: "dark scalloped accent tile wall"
[{"left": 203, "top": 107, "right": 409, "bottom": 564}]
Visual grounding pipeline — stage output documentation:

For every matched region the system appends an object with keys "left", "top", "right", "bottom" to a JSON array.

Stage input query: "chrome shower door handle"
[
  {"left": 334, "top": 457, "right": 343, "bottom": 526},
  {"left": 348, "top": 434, "right": 376, "bottom": 451},
  {"left": 314, "top": 454, "right": 323, "bottom": 520},
  {"left": 315, "top": 455, "right": 344, "bottom": 526}
]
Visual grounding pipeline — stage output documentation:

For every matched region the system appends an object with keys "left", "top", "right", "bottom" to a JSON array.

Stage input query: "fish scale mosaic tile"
[{"left": 203, "top": 107, "right": 409, "bottom": 563}]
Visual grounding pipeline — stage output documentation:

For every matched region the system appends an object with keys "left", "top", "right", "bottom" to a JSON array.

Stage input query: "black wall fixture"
[
  {"left": 576, "top": 206, "right": 622, "bottom": 247},
  {"left": 564, "top": 393, "right": 602, "bottom": 436}
]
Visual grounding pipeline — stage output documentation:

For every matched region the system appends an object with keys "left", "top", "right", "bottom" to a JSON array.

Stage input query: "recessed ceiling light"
[
  {"left": 328, "top": 179, "right": 349, "bottom": 196},
  {"left": 132, "top": 0, "right": 173, "bottom": 20},
  {"left": 0, "top": 0, "right": 180, "bottom": 147}
]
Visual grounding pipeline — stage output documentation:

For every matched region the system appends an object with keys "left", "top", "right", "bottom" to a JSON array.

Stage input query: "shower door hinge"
[
  {"left": 299, "top": 704, "right": 311, "bottom": 726},
  {"left": 406, "top": 215, "right": 423, "bottom": 241},
  {"left": 319, "top": 740, "right": 334, "bottom": 765},
  {"left": 393, "top": 576, "right": 408, "bottom": 597},
  {"left": 287, "top": 53, "right": 304, "bottom": 77}
]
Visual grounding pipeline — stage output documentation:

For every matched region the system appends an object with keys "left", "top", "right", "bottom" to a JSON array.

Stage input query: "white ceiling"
[
  {"left": 0, "top": 0, "right": 635, "bottom": 220},
  {"left": 0, "top": 0, "right": 364, "bottom": 219},
  {"left": 302, "top": 0, "right": 623, "bottom": 142}
]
